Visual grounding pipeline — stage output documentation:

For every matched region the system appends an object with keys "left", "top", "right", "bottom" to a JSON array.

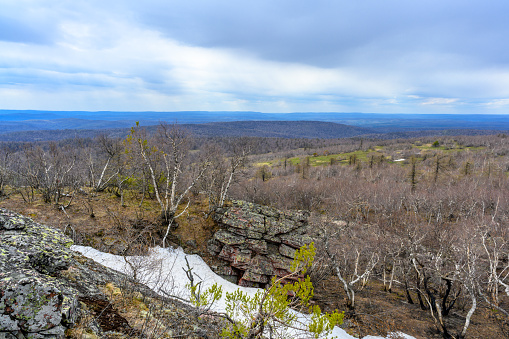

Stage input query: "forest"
[{"left": 0, "top": 122, "right": 508, "bottom": 339}]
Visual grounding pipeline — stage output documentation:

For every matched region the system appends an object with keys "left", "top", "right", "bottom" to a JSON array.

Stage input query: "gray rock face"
[
  {"left": 0, "top": 209, "right": 79, "bottom": 339},
  {"left": 0, "top": 209, "right": 139, "bottom": 339},
  {"left": 209, "top": 201, "right": 313, "bottom": 287},
  {"left": 0, "top": 209, "right": 228, "bottom": 339},
  {"left": 0, "top": 272, "right": 77, "bottom": 336}
]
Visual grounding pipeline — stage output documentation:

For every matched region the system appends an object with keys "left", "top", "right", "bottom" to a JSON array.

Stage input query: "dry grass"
[
  {"left": 0, "top": 188, "right": 215, "bottom": 256},
  {"left": 313, "top": 275, "right": 509, "bottom": 339}
]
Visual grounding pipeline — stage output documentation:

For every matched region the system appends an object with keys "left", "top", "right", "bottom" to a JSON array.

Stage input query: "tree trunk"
[
  {"left": 459, "top": 288, "right": 477, "bottom": 339},
  {"left": 404, "top": 279, "right": 414, "bottom": 304}
]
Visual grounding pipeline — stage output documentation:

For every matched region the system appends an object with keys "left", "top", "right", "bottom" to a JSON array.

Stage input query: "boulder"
[
  {"left": 1, "top": 208, "right": 226, "bottom": 339},
  {"left": 210, "top": 201, "right": 313, "bottom": 287}
]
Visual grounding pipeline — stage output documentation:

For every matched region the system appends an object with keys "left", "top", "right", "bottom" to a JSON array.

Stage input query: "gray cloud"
[
  {"left": 0, "top": 0, "right": 509, "bottom": 113},
  {"left": 132, "top": 0, "right": 509, "bottom": 68}
]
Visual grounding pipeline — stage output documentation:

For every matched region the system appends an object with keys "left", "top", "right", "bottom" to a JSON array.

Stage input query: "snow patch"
[{"left": 72, "top": 245, "right": 415, "bottom": 339}]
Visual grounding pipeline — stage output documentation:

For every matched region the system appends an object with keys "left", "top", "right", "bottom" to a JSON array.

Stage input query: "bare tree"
[
  {"left": 157, "top": 123, "right": 211, "bottom": 243},
  {"left": 21, "top": 142, "right": 77, "bottom": 204},
  {"left": 199, "top": 140, "right": 249, "bottom": 209},
  {"left": 90, "top": 134, "right": 124, "bottom": 192},
  {"left": 478, "top": 218, "right": 509, "bottom": 314},
  {"left": 126, "top": 122, "right": 211, "bottom": 247},
  {"left": 0, "top": 145, "right": 13, "bottom": 196},
  {"left": 320, "top": 220, "right": 380, "bottom": 309},
  {"left": 218, "top": 139, "right": 250, "bottom": 207},
  {"left": 125, "top": 122, "right": 164, "bottom": 212}
]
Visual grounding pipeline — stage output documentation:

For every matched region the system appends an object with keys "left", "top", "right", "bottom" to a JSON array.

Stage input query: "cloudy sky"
[{"left": 1, "top": 0, "right": 509, "bottom": 114}]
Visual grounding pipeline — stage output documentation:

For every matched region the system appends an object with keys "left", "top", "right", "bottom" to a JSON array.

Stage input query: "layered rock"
[{"left": 208, "top": 201, "right": 313, "bottom": 287}]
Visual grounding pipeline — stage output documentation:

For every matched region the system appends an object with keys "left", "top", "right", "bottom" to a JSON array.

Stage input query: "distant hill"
[
  {"left": 0, "top": 120, "right": 505, "bottom": 142},
  {"left": 0, "top": 118, "right": 135, "bottom": 132},
  {"left": 183, "top": 121, "right": 375, "bottom": 138},
  {"left": 0, "top": 121, "right": 373, "bottom": 142},
  {"left": 1, "top": 110, "right": 509, "bottom": 134}
]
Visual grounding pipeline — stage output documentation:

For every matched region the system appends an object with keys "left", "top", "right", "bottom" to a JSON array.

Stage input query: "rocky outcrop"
[
  {"left": 0, "top": 208, "right": 225, "bottom": 339},
  {"left": 0, "top": 209, "right": 147, "bottom": 339},
  {"left": 0, "top": 210, "right": 79, "bottom": 339},
  {"left": 208, "top": 201, "right": 313, "bottom": 287}
]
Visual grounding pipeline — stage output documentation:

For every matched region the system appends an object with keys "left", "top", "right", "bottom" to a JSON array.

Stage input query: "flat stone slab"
[
  {"left": 220, "top": 209, "right": 267, "bottom": 234},
  {"left": 214, "top": 229, "right": 246, "bottom": 245},
  {"left": 245, "top": 239, "right": 267, "bottom": 254},
  {"left": 248, "top": 255, "right": 275, "bottom": 276},
  {"left": 280, "top": 233, "right": 314, "bottom": 249},
  {"left": 241, "top": 270, "right": 269, "bottom": 284},
  {"left": 265, "top": 217, "right": 299, "bottom": 236},
  {"left": 279, "top": 244, "right": 297, "bottom": 258}
]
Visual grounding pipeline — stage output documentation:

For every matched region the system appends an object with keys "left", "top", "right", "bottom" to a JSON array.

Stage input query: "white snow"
[
  {"left": 72, "top": 245, "right": 415, "bottom": 339},
  {"left": 393, "top": 158, "right": 406, "bottom": 162}
]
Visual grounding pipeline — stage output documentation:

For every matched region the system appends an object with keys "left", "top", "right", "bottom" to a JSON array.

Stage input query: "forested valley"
[{"left": 1, "top": 122, "right": 508, "bottom": 339}]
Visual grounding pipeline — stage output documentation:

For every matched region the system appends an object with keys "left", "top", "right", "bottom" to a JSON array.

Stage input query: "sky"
[{"left": 1, "top": 0, "right": 509, "bottom": 114}]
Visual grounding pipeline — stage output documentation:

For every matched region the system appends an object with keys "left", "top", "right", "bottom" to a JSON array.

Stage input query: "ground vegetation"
[{"left": 0, "top": 124, "right": 508, "bottom": 338}]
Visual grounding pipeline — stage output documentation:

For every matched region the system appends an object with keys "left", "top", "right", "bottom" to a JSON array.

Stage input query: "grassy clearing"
[
  {"left": 255, "top": 149, "right": 384, "bottom": 167},
  {"left": 254, "top": 141, "right": 486, "bottom": 169},
  {"left": 415, "top": 143, "right": 485, "bottom": 153}
]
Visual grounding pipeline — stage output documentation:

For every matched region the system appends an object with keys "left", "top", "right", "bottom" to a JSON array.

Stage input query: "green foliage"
[
  {"left": 308, "top": 305, "right": 344, "bottom": 338},
  {"left": 188, "top": 282, "right": 223, "bottom": 308},
  {"left": 196, "top": 243, "right": 343, "bottom": 339},
  {"left": 256, "top": 165, "right": 272, "bottom": 182},
  {"left": 290, "top": 242, "right": 315, "bottom": 275},
  {"left": 432, "top": 140, "right": 440, "bottom": 148}
]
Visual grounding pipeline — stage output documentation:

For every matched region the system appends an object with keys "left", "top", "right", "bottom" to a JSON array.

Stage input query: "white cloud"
[
  {"left": 421, "top": 98, "right": 459, "bottom": 105},
  {"left": 484, "top": 99, "right": 509, "bottom": 108},
  {"left": 1, "top": 0, "right": 509, "bottom": 113},
  {"left": 0, "top": 18, "right": 404, "bottom": 111}
]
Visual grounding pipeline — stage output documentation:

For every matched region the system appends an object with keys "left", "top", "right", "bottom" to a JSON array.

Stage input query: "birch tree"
[
  {"left": 90, "top": 134, "right": 124, "bottom": 192},
  {"left": 125, "top": 122, "right": 211, "bottom": 247},
  {"left": 201, "top": 139, "right": 250, "bottom": 208},
  {"left": 320, "top": 220, "right": 380, "bottom": 309}
]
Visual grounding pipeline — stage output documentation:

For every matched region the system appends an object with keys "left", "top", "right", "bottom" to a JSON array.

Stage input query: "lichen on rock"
[
  {"left": 0, "top": 209, "right": 79, "bottom": 339},
  {"left": 0, "top": 270, "right": 78, "bottom": 336},
  {"left": 209, "top": 201, "right": 314, "bottom": 287},
  {"left": 0, "top": 208, "right": 226, "bottom": 339}
]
